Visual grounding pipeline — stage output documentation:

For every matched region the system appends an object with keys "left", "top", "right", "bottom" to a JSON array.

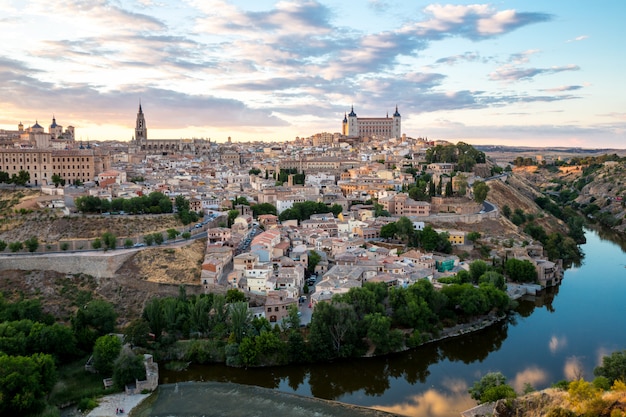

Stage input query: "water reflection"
[
  {"left": 373, "top": 379, "right": 475, "bottom": 417},
  {"left": 549, "top": 335, "right": 568, "bottom": 354},
  {"left": 511, "top": 366, "right": 549, "bottom": 392},
  {"left": 161, "top": 321, "right": 510, "bottom": 402},
  {"left": 437, "top": 320, "right": 509, "bottom": 364},
  {"left": 156, "top": 229, "right": 626, "bottom": 417}
]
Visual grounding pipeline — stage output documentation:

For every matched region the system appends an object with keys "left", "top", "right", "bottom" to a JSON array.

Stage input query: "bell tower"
[{"left": 135, "top": 103, "right": 147, "bottom": 144}]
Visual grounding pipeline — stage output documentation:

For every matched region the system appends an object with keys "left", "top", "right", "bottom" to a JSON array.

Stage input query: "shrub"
[{"left": 77, "top": 398, "right": 98, "bottom": 412}]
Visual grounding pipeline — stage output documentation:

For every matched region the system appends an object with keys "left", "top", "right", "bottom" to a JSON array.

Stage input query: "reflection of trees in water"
[
  {"left": 388, "top": 343, "right": 438, "bottom": 384},
  {"left": 515, "top": 285, "right": 559, "bottom": 317},
  {"left": 287, "top": 367, "right": 306, "bottom": 391},
  {"left": 593, "top": 225, "right": 626, "bottom": 252},
  {"left": 308, "top": 358, "right": 390, "bottom": 399},
  {"left": 438, "top": 321, "right": 508, "bottom": 364}
]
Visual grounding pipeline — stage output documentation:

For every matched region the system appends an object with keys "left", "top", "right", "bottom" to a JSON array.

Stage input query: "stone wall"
[{"left": 0, "top": 251, "right": 135, "bottom": 278}]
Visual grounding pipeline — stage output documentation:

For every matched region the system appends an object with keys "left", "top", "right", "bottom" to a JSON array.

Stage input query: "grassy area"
[{"left": 49, "top": 356, "right": 121, "bottom": 408}]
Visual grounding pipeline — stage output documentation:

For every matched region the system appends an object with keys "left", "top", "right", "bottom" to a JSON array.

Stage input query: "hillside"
[
  {"left": 0, "top": 239, "right": 210, "bottom": 326},
  {"left": 0, "top": 190, "right": 182, "bottom": 242},
  {"left": 469, "top": 387, "right": 626, "bottom": 417},
  {"left": 510, "top": 161, "right": 626, "bottom": 235}
]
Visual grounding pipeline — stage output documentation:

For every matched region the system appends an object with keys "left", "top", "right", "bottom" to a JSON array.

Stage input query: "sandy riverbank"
[{"left": 84, "top": 392, "right": 150, "bottom": 417}]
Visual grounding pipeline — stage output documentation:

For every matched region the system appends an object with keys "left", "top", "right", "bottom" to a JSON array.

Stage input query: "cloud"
[
  {"left": 414, "top": 4, "right": 551, "bottom": 40},
  {"left": 564, "top": 356, "right": 585, "bottom": 380},
  {"left": 436, "top": 52, "right": 482, "bottom": 66},
  {"left": 373, "top": 379, "right": 475, "bottom": 417},
  {"left": 567, "top": 35, "right": 589, "bottom": 43},
  {"left": 368, "top": 0, "right": 391, "bottom": 13},
  {"left": 549, "top": 335, "right": 568, "bottom": 353},
  {"left": 512, "top": 367, "right": 550, "bottom": 393},
  {"left": 489, "top": 64, "right": 580, "bottom": 82},
  {"left": 543, "top": 85, "right": 584, "bottom": 93},
  {"left": 509, "top": 49, "right": 541, "bottom": 65}
]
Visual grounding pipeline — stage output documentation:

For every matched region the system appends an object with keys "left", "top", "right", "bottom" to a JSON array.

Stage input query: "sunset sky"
[{"left": 1, "top": 1, "right": 624, "bottom": 147}]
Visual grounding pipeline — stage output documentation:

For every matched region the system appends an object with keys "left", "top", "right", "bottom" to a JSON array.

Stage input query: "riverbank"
[{"left": 84, "top": 393, "right": 150, "bottom": 417}]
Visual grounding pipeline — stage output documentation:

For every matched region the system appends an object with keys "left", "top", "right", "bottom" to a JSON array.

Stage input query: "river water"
[{"left": 159, "top": 229, "right": 626, "bottom": 417}]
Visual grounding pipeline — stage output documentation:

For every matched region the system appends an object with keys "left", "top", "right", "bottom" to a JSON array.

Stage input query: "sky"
[{"left": 0, "top": 0, "right": 624, "bottom": 148}]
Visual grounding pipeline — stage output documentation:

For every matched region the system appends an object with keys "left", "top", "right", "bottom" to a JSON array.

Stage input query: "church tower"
[
  {"left": 392, "top": 105, "right": 401, "bottom": 138},
  {"left": 135, "top": 103, "right": 147, "bottom": 144}
]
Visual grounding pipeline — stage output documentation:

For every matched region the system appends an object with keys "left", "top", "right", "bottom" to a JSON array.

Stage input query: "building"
[
  {"left": 0, "top": 148, "right": 110, "bottom": 186},
  {"left": 131, "top": 104, "right": 211, "bottom": 155},
  {"left": 342, "top": 105, "right": 401, "bottom": 139},
  {"left": 379, "top": 193, "right": 430, "bottom": 216}
]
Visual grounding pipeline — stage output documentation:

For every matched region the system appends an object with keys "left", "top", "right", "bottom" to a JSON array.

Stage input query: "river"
[{"left": 158, "top": 229, "right": 626, "bottom": 417}]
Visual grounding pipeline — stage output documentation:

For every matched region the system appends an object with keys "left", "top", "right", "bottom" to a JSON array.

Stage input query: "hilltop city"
[
  {"left": 2, "top": 102, "right": 626, "bottom": 417},
  {"left": 0, "top": 104, "right": 567, "bottom": 317}
]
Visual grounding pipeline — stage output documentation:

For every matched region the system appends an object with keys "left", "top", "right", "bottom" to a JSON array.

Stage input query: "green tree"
[
  {"left": 228, "top": 301, "right": 252, "bottom": 344},
  {"left": 182, "top": 231, "right": 191, "bottom": 239},
  {"left": 364, "top": 312, "right": 403, "bottom": 355},
  {"left": 93, "top": 334, "right": 122, "bottom": 375},
  {"left": 395, "top": 216, "right": 414, "bottom": 242},
  {"left": 0, "top": 352, "right": 56, "bottom": 415},
  {"left": 284, "top": 304, "right": 301, "bottom": 330},
  {"left": 112, "top": 348, "right": 146, "bottom": 389},
  {"left": 24, "top": 236, "right": 39, "bottom": 252},
  {"left": 51, "top": 173, "right": 65, "bottom": 187},
  {"left": 91, "top": 238, "right": 102, "bottom": 250},
  {"left": 467, "top": 231, "right": 481, "bottom": 243},
  {"left": 72, "top": 299, "right": 117, "bottom": 352},
  {"left": 123, "top": 318, "right": 151, "bottom": 348},
  {"left": 144, "top": 234, "right": 154, "bottom": 246},
  {"left": 380, "top": 222, "right": 397, "bottom": 239},
  {"left": 594, "top": 350, "right": 626, "bottom": 383},
  {"left": 143, "top": 298, "right": 165, "bottom": 342},
  {"left": 307, "top": 250, "right": 322, "bottom": 274},
  {"left": 9, "top": 241, "right": 23, "bottom": 252},
  {"left": 101, "top": 232, "right": 116, "bottom": 250},
  {"left": 469, "top": 260, "right": 488, "bottom": 283},
  {"left": 124, "top": 238, "right": 133, "bottom": 248},
  {"left": 308, "top": 302, "right": 360, "bottom": 360},
  {"left": 227, "top": 209, "right": 239, "bottom": 227},
  {"left": 249, "top": 168, "right": 261, "bottom": 175},
  {"left": 167, "top": 228, "right": 180, "bottom": 240},
  {"left": 11, "top": 170, "right": 30, "bottom": 186},
  {"left": 505, "top": 258, "right": 538, "bottom": 283},
  {"left": 469, "top": 372, "right": 516, "bottom": 404},
  {"left": 226, "top": 289, "right": 246, "bottom": 303},
  {"left": 473, "top": 181, "right": 490, "bottom": 204},
  {"left": 0, "top": 240, "right": 6, "bottom": 251},
  {"left": 152, "top": 232, "right": 164, "bottom": 245},
  {"left": 502, "top": 205, "right": 512, "bottom": 218},
  {"left": 251, "top": 203, "right": 277, "bottom": 217}
]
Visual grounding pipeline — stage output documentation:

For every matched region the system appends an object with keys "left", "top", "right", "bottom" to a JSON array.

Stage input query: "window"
[{"left": 267, "top": 307, "right": 271, "bottom": 312}]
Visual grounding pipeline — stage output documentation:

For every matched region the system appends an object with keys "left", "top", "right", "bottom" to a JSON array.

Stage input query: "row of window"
[
  {"left": 3, "top": 166, "right": 90, "bottom": 171},
  {"left": 2, "top": 156, "right": 90, "bottom": 163}
]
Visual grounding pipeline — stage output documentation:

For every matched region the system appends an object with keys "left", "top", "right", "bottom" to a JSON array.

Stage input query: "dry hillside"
[{"left": 0, "top": 190, "right": 182, "bottom": 242}]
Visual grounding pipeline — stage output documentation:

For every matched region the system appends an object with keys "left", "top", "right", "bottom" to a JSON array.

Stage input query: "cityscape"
[{"left": 1, "top": 1, "right": 625, "bottom": 417}]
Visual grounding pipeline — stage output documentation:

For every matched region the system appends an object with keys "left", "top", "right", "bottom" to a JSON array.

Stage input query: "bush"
[
  {"left": 112, "top": 349, "right": 146, "bottom": 389},
  {"left": 77, "top": 397, "right": 98, "bottom": 412},
  {"left": 469, "top": 372, "right": 516, "bottom": 403},
  {"left": 546, "top": 407, "right": 576, "bottom": 417},
  {"left": 8, "top": 241, "right": 23, "bottom": 252},
  {"left": 60, "top": 242, "right": 69, "bottom": 251}
]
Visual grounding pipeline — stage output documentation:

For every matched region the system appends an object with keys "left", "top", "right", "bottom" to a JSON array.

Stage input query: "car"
[{"left": 133, "top": 243, "right": 146, "bottom": 247}]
